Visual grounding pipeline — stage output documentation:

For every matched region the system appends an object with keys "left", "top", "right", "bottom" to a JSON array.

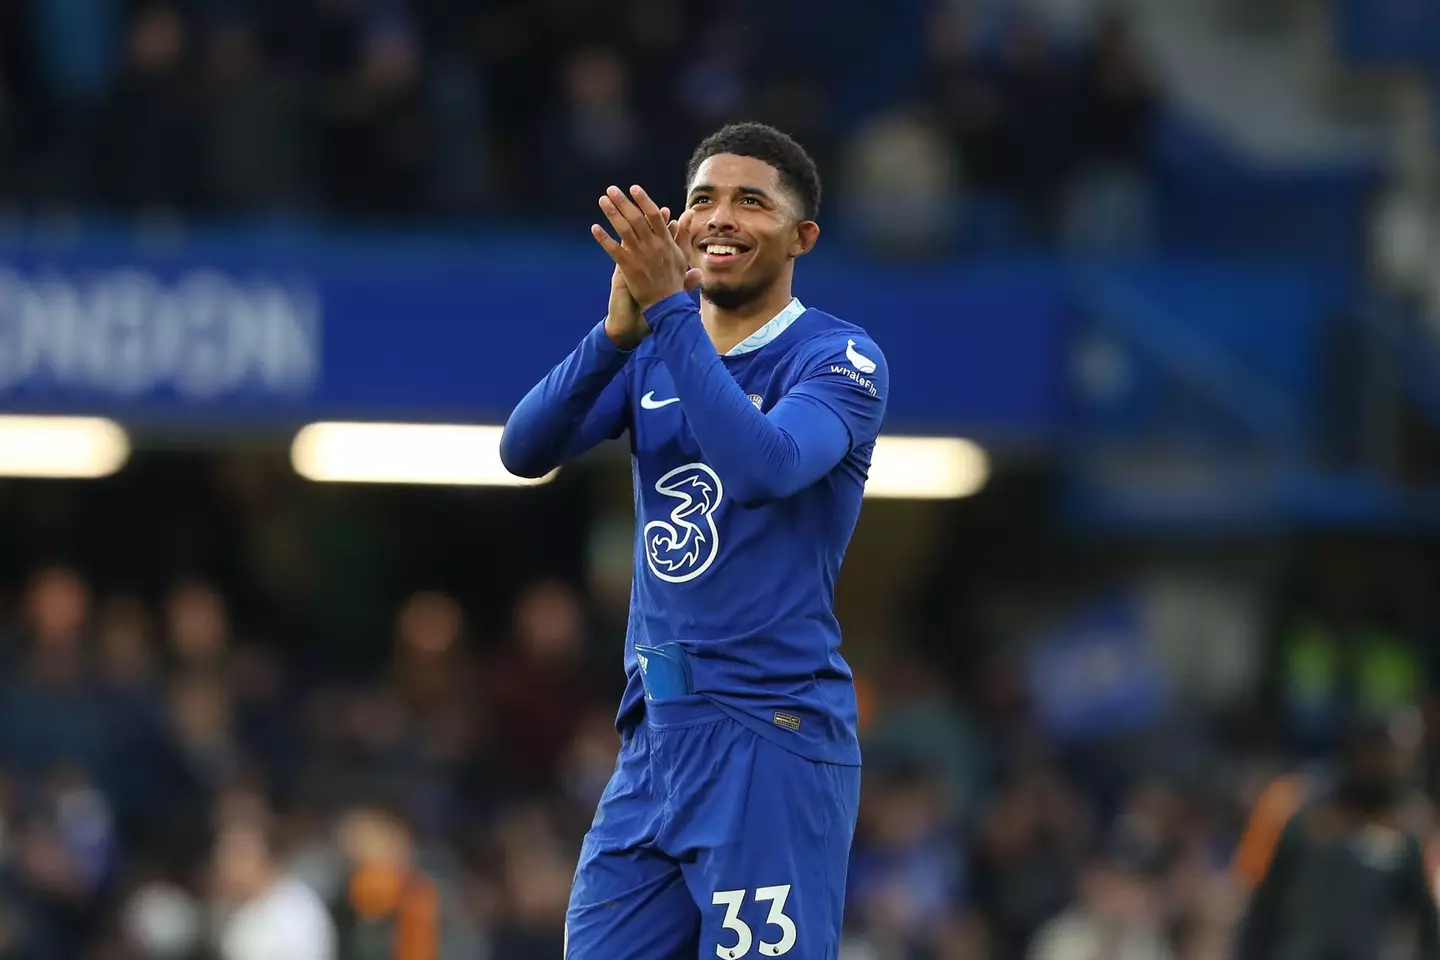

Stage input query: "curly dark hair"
[{"left": 685, "top": 122, "right": 822, "bottom": 221}]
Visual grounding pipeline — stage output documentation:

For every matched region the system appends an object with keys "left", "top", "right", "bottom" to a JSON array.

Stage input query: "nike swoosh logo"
[{"left": 640, "top": 391, "right": 681, "bottom": 409}]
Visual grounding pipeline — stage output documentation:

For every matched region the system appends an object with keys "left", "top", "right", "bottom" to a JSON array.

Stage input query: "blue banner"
[
  {"left": 1026, "top": 594, "right": 1168, "bottom": 743},
  {"left": 0, "top": 230, "right": 1071, "bottom": 436}
]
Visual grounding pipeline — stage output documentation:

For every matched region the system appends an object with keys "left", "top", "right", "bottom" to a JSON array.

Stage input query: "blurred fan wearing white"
[{"left": 213, "top": 821, "right": 336, "bottom": 960}]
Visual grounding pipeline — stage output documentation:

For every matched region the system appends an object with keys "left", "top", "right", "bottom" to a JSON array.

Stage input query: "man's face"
[
  {"left": 1344, "top": 739, "right": 1408, "bottom": 810},
  {"left": 213, "top": 826, "right": 269, "bottom": 900},
  {"left": 684, "top": 153, "right": 810, "bottom": 311}
]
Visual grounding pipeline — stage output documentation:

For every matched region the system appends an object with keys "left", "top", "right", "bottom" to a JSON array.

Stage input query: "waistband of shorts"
[{"left": 644, "top": 693, "right": 728, "bottom": 728}]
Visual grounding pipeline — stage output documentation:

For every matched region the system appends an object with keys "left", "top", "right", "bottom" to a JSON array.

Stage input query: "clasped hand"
[{"left": 592, "top": 185, "right": 703, "bottom": 312}]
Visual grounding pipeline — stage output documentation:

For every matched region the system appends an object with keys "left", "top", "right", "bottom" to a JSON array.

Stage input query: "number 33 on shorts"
[{"left": 712, "top": 885, "right": 798, "bottom": 959}]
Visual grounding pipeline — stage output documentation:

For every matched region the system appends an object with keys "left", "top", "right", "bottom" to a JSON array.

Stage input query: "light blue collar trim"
[{"left": 724, "top": 298, "right": 806, "bottom": 357}]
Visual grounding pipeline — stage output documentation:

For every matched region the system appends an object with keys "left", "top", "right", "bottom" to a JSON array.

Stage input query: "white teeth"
[{"left": 707, "top": 245, "right": 740, "bottom": 256}]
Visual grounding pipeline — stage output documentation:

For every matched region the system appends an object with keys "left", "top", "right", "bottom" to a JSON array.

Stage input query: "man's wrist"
[
  {"left": 602, "top": 315, "right": 646, "bottom": 351},
  {"left": 641, "top": 291, "right": 697, "bottom": 327}
]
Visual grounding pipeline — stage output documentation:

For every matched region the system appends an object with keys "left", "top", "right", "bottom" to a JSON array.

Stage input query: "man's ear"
[{"left": 790, "top": 220, "right": 820, "bottom": 259}]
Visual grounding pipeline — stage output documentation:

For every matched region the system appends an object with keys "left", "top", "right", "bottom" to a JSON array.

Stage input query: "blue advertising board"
[{"left": 0, "top": 229, "right": 1072, "bottom": 436}]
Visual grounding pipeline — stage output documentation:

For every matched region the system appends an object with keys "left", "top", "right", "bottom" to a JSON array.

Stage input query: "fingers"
[
  {"left": 605, "top": 185, "right": 649, "bottom": 237},
  {"left": 598, "top": 194, "right": 639, "bottom": 246},
  {"left": 629, "top": 185, "right": 668, "bottom": 237},
  {"left": 590, "top": 223, "right": 622, "bottom": 260},
  {"left": 683, "top": 268, "right": 703, "bottom": 292},
  {"left": 672, "top": 208, "right": 697, "bottom": 253}
]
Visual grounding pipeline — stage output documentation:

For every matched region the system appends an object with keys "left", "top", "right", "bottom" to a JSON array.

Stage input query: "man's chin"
[{"left": 699, "top": 279, "right": 767, "bottom": 312}]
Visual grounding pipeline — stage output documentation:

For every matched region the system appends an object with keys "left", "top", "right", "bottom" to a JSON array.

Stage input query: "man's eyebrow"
[{"left": 687, "top": 184, "right": 776, "bottom": 202}]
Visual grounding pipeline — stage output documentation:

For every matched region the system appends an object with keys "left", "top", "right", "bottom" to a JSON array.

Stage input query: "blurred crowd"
[
  {"left": 0, "top": 0, "right": 1160, "bottom": 250},
  {"left": 0, "top": 536, "right": 1438, "bottom": 959}
]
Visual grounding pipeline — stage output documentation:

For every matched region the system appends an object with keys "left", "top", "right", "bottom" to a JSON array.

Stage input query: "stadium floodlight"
[
  {"left": 290, "top": 421, "right": 557, "bottom": 487},
  {"left": 0, "top": 416, "right": 130, "bottom": 479},
  {"left": 864, "top": 435, "right": 989, "bottom": 499}
]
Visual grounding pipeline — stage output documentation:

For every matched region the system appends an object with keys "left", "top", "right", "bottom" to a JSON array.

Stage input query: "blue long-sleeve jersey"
[{"left": 501, "top": 292, "right": 888, "bottom": 764}]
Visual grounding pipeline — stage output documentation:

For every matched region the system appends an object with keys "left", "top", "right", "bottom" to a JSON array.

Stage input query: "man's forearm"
[
  {"left": 643, "top": 293, "right": 849, "bottom": 504},
  {"left": 499, "top": 319, "right": 631, "bottom": 477}
]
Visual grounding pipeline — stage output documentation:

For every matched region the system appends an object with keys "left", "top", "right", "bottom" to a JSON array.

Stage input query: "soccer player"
[{"left": 499, "top": 122, "right": 888, "bottom": 960}]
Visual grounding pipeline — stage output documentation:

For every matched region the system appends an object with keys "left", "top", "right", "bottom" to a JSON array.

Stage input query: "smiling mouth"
[{"left": 698, "top": 240, "right": 751, "bottom": 265}]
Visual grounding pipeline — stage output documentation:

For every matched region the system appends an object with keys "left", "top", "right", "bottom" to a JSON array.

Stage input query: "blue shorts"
[{"left": 566, "top": 694, "right": 860, "bottom": 960}]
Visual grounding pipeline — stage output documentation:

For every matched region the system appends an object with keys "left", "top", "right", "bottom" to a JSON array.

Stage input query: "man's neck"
[{"left": 700, "top": 285, "right": 797, "bottom": 355}]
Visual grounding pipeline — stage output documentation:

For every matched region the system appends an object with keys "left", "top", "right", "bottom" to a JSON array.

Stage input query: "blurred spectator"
[
  {"left": 213, "top": 819, "right": 337, "bottom": 960},
  {"left": 203, "top": 18, "right": 302, "bottom": 212},
  {"left": 316, "top": 14, "right": 434, "bottom": 217},
  {"left": 335, "top": 802, "right": 479, "bottom": 960},
  {"left": 94, "top": 594, "right": 174, "bottom": 822},
  {"left": 995, "top": 15, "right": 1084, "bottom": 239},
  {"left": 168, "top": 673, "right": 242, "bottom": 793},
  {"left": 0, "top": 568, "right": 114, "bottom": 793},
  {"left": 488, "top": 581, "right": 601, "bottom": 790},
  {"left": 863, "top": 655, "right": 988, "bottom": 826},
  {"left": 1063, "top": 10, "right": 1158, "bottom": 256},
  {"left": 123, "top": 877, "right": 204, "bottom": 960},
  {"left": 838, "top": 110, "right": 959, "bottom": 259},
  {"left": 165, "top": 578, "right": 232, "bottom": 678},
  {"left": 927, "top": 2, "right": 1007, "bottom": 192},
  {"left": 487, "top": 804, "right": 570, "bottom": 959},
  {"left": 543, "top": 47, "right": 647, "bottom": 216},
  {"left": 1079, "top": 12, "right": 1158, "bottom": 176},
  {"left": 848, "top": 764, "right": 967, "bottom": 953},
  {"left": 25, "top": 0, "right": 121, "bottom": 207},
  {"left": 98, "top": 3, "right": 203, "bottom": 213},
  {"left": 1028, "top": 852, "right": 1174, "bottom": 960},
  {"left": 972, "top": 765, "right": 1092, "bottom": 957},
  {"left": 1234, "top": 717, "right": 1440, "bottom": 960}
]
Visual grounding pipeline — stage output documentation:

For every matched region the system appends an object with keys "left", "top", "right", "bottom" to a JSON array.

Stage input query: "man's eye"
[
  {"left": 690, "top": 197, "right": 710, "bottom": 206},
  {"left": 740, "top": 197, "right": 759, "bottom": 205}
]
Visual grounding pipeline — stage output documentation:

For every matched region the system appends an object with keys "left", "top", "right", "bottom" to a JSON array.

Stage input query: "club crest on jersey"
[{"left": 645, "top": 462, "right": 724, "bottom": 583}]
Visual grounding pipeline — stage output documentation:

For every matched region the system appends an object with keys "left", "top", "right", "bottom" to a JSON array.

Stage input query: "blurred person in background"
[
  {"left": 0, "top": 567, "right": 115, "bottom": 801},
  {"left": 202, "top": 16, "right": 302, "bottom": 213},
  {"left": 994, "top": 13, "right": 1083, "bottom": 240},
  {"left": 487, "top": 803, "right": 571, "bottom": 959},
  {"left": 335, "top": 800, "right": 479, "bottom": 960},
  {"left": 972, "top": 764, "right": 1092, "bottom": 957},
  {"left": 1028, "top": 846, "right": 1173, "bottom": 960},
  {"left": 164, "top": 578, "right": 233, "bottom": 681},
  {"left": 488, "top": 580, "right": 602, "bottom": 791},
  {"left": 213, "top": 819, "right": 336, "bottom": 960},
  {"left": 315, "top": 10, "right": 434, "bottom": 217},
  {"left": 846, "top": 763, "right": 967, "bottom": 958},
  {"left": 98, "top": 2, "right": 202, "bottom": 214},
  {"left": 1062, "top": 8, "right": 1157, "bottom": 256},
  {"left": 1234, "top": 715, "right": 1440, "bottom": 960},
  {"left": 22, "top": 0, "right": 120, "bottom": 209},
  {"left": 927, "top": 2, "right": 1006, "bottom": 196},
  {"left": 543, "top": 46, "right": 648, "bottom": 217},
  {"left": 390, "top": 591, "right": 475, "bottom": 725},
  {"left": 10, "top": 763, "right": 118, "bottom": 958},
  {"left": 837, "top": 110, "right": 958, "bottom": 259}
]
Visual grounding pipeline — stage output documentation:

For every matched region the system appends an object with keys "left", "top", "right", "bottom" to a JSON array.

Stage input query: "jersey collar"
[{"left": 723, "top": 298, "right": 806, "bottom": 357}]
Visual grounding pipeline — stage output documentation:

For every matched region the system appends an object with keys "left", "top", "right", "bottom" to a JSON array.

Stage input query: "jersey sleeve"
[
  {"left": 642, "top": 293, "right": 860, "bottom": 506},
  {"left": 498, "top": 319, "right": 632, "bottom": 478},
  {"left": 786, "top": 332, "right": 889, "bottom": 450}
]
